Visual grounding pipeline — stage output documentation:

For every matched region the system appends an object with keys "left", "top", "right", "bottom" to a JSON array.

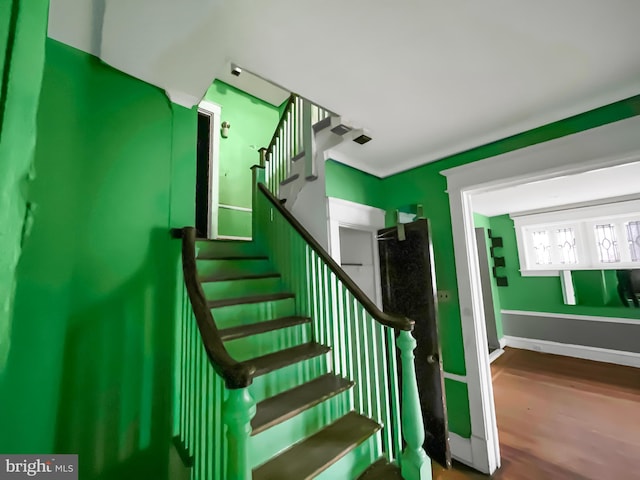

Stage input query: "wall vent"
[
  {"left": 331, "top": 124, "right": 352, "bottom": 136},
  {"left": 353, "top": 134, "right": 372, "bottom": 145}
]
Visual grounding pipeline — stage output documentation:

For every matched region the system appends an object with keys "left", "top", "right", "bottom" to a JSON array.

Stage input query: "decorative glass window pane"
[
  {"left": 626, "top": 220, "right": 640, "bottom": 262},
  {"left": 594, "top": 224, "right": 620, "bottom": 263},
  {"left": 556, "top": 228, "right": 578, "bottom": 264},
  {"left": 531, "top": 230, "right": 552, "bottom": 265}
]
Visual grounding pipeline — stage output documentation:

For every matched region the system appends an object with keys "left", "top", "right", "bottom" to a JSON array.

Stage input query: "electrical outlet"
[{"left": 437, "top": 290, "right": 451, "bottom": 302}]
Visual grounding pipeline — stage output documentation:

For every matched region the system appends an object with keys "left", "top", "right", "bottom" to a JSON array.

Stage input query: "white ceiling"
[
  {"left": 48, "top": 0, "right": 640, "bottom": 177},
  {"left": 472, "top": 161, "right": 640, "bottom": 217}
]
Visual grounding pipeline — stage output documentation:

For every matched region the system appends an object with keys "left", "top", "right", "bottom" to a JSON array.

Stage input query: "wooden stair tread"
[
  {"left": 198, "top": 271, "right": 281, "bottom": 283},
  {"left": 252, "top": 411, "right": 381, "bottom": 480},
  {"left": 207, "top": 292, "right": 294, "bottom": 308},
  {"left": 220, "top": 316, "right": 310, "bottom": 342},
  {"left": 252, "top": 374, "right": 354, "bottom": 435},
  {"left": 357, "top": 459, "right": 403, "bottom": 480},
  {"left": 244, "top": 342, "right": 330, "bottom": 377}
]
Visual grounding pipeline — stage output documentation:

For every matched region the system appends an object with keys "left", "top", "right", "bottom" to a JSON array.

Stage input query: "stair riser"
[
  {"left": 224, "top": 324, "right": 311, "bottom": 361},
  {"left": 197, "top": 258, "right": 272, "bottom": 279},
  {"left": 249, "top": 356, "right": 328, "bottom": 404},
  {"left": 251, "top": 391, "right": 352, "bottom": 469},
  {"left": 210, "top": 297, "right": 296, "bottom": 329},
  {"left": 195, "top": 240, "right": 261, "bottom": 258},
  {"left": 316, "top": 434, "right": 381, "bottom": 480},
  {"left": 201, "top": 276, "right": 281, "bottom": 301}
]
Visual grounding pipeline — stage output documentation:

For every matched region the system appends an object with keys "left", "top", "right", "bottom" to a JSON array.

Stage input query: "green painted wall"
[
  {"left": 0, "top": 0, "right": 49, "bottom": 375},
  {"left": 0, "top": 39, "right": 197, "bottom": 479},
  {"left": 202, "top": 80, "right": 280, "bottom": 237},
  {"left": 489, "top": 214, "right": 640, "bottom": 319},
  {"left": 325, "top": 160, "right": 387, "bottom": 209},
  {"left": 444, "top": 379, "right": 471, "bottom": 438}
]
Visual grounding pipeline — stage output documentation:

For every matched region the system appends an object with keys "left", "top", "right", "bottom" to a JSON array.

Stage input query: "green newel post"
[
  {"left": 224, "top": 387, "right": 256, "bottom": 480},
  {"left": 398, "top": 330, "right": 432, "bottom": 480}
]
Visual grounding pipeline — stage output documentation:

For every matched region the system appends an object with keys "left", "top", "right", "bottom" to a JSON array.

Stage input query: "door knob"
[{"left": 426, "top": 354, "right": 439, "bottom": 364}]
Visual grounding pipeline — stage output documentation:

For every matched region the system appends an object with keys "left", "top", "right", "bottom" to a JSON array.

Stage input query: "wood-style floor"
[{"left": 432, "top": 348, "right": 640, "bottom": 480}]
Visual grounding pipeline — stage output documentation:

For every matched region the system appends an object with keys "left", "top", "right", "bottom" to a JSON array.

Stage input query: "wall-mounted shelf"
[{"left": 488, "top": 229, "right": 508, "bottom": 287}]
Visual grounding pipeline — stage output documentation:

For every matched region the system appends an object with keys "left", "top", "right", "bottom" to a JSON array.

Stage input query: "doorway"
[
  {"left": 338, "top": 226, "right": 379, "bottom": 304},
  {"left": 327, "top": 197, "right": 386, "bottom": 307},
  {"left": 441, "top": 114, "right": 640, "bottom": 474},
  {"left": 195, "top": 101, "right": 221, "bottom": 238}
]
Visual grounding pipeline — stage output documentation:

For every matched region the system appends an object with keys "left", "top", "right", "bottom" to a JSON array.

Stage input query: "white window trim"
[{"left": 512, "top": 199, "right": 640, "bottom": 274}]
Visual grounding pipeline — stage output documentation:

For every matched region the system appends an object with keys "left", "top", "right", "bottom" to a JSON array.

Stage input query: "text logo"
[{"left": 0, "top": 455, "right": 77, "bottom": 479}]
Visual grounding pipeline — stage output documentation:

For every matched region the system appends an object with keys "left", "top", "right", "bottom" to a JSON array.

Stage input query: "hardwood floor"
[{"left": 433, "top": 348, "right": 640, "bottom": 479}]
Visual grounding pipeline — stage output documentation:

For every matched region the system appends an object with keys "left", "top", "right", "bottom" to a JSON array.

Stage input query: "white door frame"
[
  {"left": 197, "top": 100, "right": 221, "bottom": 238},
  {"left": 327, "top": 197, "right": 386, "bottom": 308},
  {"left": 441, "top": 114, "right": 640, "bottom": 474}
]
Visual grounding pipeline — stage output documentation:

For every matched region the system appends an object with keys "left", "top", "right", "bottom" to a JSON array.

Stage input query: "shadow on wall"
[{"left": 54, "top": 228, "right": 182, "bottom": 480}]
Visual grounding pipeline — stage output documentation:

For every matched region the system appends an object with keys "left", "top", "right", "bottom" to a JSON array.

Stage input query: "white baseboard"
[
  {"left": 449, "top": 433, "right": 472, "bottom": 465},
  {"left": 488, "top": 348, "right": 505, "bottom": 363},
  {"left": 499, "top": 337, "right": 506, "bottom": 349},
  {"left": 503, "top": 335, "right": 640, "bottom": 368},
  {"left": 448, "top": 433, "right": 493, "bottom": 474}
]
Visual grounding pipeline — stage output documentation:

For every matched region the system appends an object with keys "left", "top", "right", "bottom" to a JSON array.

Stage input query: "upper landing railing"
[{"left": 260, "top": 93, "right": 332, "bottom": 198}]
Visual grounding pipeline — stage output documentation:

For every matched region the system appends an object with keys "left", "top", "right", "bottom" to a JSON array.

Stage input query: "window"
[
  {"left": 556, "top": 227, "right": 578, "bottom": 264},
  {"left": 627, "top": 220, "right": 640, "bottom": 262},
  {"left": 594, "top": 223, "right": 620, "bottom": 263},
  {"left": 532, "top": 230, "right": 551, "bottom": 265},
  {"left": 512, "top": 199, "right": 640, "bottom": 275}
]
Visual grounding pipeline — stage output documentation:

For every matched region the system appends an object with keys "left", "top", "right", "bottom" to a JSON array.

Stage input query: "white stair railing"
[{"left": 263, "top": 94, "right": 334, "bottom": 199}]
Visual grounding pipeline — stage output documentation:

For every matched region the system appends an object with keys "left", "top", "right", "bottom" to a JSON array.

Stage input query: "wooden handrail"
[
  {"left": 175, "top": 227, "right": 256, "bottom": 389},
  {"left": 257, "top": 182, "right": 415, "bottom": 331},
  {"left": 267, "top": 93, "right": 297, "bottom": 153}
]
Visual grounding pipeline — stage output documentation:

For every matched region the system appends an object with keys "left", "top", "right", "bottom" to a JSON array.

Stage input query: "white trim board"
[
  {"left": 197, "top": 100, "right": 222, "bottom": 239},
  {"left": 488, "top": 348, "right": 505, "bottom": 363},
  {"left": 440, "top": 115, "right": 640, "bottom": 475},
  {"left": 443, "top": 372, "right": 467, "bottom": 383},
  {"left": 503, "top": 336, "right": 640, "bottom": 369},
  {"left": 501, "top": 309, "right": 640, "bottom": 326},
  {"left": 449, "top": 433, "right": 473, "bottom": 466},
  {"left": 218, "top": 203, "right": 252, "bottom": 213},
  {"left": 216, "top": 235, "right": 252, "bottom": 241}
]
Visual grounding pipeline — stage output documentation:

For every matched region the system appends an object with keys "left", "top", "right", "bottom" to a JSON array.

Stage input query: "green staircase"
[
  {"left": 194, "top": 238, "right": 395, "bottom": 479},
  {"left": 172, "top": 98, "right": 432, "bottom": 479}
]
